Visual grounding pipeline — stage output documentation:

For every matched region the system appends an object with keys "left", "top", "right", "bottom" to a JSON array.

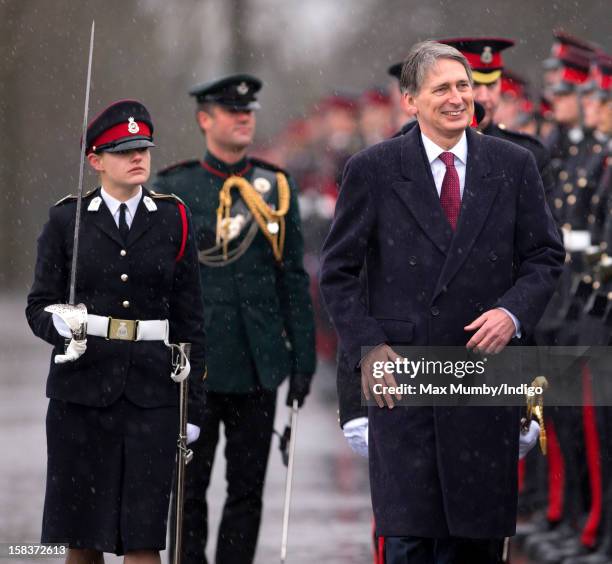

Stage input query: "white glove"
[
  {"left": 186, "top": 423, "right": 200, "bottom": 445},
  {"left": 54, "top": 338, "right": 87, "bottom": 364},
  {"left": 519, "top": 420, "right": 540, "bottom": 459},
  {"left": 52, "top": 313, "right": 72, "bottom": 338},
  {"left": 343, "top": 416, "right": 369, "bottom": 458}
]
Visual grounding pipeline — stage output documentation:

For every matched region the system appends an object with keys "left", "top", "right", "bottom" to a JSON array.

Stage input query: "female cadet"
[{"left": 26, "top": 99, "right": 206, "bottom": 564}]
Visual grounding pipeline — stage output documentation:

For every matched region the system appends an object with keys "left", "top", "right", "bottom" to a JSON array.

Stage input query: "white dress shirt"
[
  {"left": 100, "top": 186, "right": 142, "bottom": 229},
  {"left": 420, "top": 131, "right": 521, "bottom": 337},
  {"left": 420, "top": 131, "right": 468, "bottom": 197}
]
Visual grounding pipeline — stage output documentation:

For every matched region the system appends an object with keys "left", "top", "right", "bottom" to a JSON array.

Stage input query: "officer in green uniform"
[{"left": 153, "top": 73, "right": 316, "bottom": 564}]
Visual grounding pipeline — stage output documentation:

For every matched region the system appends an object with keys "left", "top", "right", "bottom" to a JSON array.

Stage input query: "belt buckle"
[{"left": 108, "top": 318, "right": 137, "bottom": 341}]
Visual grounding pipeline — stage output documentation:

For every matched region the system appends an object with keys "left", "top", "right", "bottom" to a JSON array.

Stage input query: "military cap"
[
  {"left": 387, "top": 61, "right": 404, "bottom": 81},
  {"left": 316, "top": 91, "right": 359, "bottom": 113},
  {"left": 86, "top": 99, "right": 154, "bottom": 154},
  {"left": 438, "top": 37, "right": 515, "bottom": 84},
  {"left": 189, "top": 73, "right": 262, "bottom": 110},
  {"left": 551, "top": 45, "right": 592, "bottom": 95},
  {"left": 544, "top": 30, "right": 597, "bottom": 73},
  {"left": 594, "top": 52, "right": 612, "bottom": 99},
  {"left": 501, "top": 69, "right": 528, "bottom": 98},
  {"left": 360, "top": 87, "right": 391, "bottom": 107}
]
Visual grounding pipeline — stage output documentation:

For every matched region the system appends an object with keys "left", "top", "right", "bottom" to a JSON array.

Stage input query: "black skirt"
[{"left": 42, "top": 396, "right": 178, "bottom": 555}]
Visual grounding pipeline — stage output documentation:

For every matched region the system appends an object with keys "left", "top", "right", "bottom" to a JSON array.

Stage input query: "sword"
[
  {"left": 69, "top": 19, "right": 95, "bottom": 305},
  {"left": 44, "top": 21, "right": 94, "bottom": 358},
  {"left": 173, "top": 343, "right": 193, "bottom": 564},
  {"left": 280, "top": 399, "right": 299, "bottom": 564}
]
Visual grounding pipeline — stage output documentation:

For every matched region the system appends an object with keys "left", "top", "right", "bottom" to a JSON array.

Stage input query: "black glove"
[{"left": 286, "top": 373, "right": 313, "bottom": 408}]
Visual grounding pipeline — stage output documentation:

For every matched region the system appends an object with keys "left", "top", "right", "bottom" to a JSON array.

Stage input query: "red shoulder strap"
[{"left": 176, "top": 202, "right": 188, "bottom": 262}]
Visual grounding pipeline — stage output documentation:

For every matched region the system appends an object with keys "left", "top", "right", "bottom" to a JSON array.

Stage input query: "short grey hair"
[{"left": 400, "top": 40, "right": 473, "bottom": 95}]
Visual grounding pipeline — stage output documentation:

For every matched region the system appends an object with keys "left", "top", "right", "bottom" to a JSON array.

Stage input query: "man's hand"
[
  {"left": 361, "top": 344, "right": 402, "bottom": 409},
  {"left": 464, "top": 308, "right": 515, "bottom": 354}
]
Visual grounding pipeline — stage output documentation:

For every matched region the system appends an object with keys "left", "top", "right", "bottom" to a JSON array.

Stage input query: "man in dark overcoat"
[{"left": 320, "top": 41, "right": 564, "bottom": 564}]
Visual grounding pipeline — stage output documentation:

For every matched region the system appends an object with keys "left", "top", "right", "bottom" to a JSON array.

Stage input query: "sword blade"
[
  {"left": 69, "top": 20, "right": 95, "bottom": 305},
  {"left": 280, "top": 399, "right": 299, "bottom": 563}
]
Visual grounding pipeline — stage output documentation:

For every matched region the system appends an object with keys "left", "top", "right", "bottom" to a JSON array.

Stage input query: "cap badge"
[
  {"left": 237, "top": 82, "right": 249, "bottom": 95},
  {"left": 481, "top": 47, "right": 493, "bottom": 64},
  {"left": 127, "top": 117, "right": 140, "bottom": 134},
  {"left": 253, "top": 177, "right": 271, "bottom": 194}
]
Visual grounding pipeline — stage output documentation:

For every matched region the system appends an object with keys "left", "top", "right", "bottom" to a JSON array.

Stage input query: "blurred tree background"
[{"left": 0, "top": 0, "right": 609, "bottom": 290}]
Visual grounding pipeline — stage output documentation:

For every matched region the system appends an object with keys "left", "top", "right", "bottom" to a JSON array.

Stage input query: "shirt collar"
[
  {"left": 203, "top": 150, "right": 250, "bottom": 177},
  {"left": 421, "top": 130, "right": 468, "bottom": 166},
  {"left": 100, "top": 186, "right": 142, "bottom": 218}
]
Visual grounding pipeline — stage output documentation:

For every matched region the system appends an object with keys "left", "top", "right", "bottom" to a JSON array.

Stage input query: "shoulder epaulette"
[
  {"left": 148, "top": 191, "right": 187, "bottom": 206},
  {"left": 156, "top": 159, "right": 200, "bottom": 176},
  {"left": 249, "top": 157, "right": 289, "bottom": 176},
  {"left": 54, "top": 189, "right": 96, "bottom": 207}
]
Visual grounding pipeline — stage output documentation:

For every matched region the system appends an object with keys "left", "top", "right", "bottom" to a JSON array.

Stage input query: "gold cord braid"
[{"left": 216, "top": 173, "right": 290, "bottom": 262}]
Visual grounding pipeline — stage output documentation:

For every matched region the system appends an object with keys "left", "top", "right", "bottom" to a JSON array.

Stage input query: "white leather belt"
[{"left": 87, "top": 314, "right": 169, "bottom": 341}]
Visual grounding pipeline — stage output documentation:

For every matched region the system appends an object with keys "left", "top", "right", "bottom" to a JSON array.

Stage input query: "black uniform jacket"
[
  {"left": 320, "top": 125, "right": 564, "bottom": 538},
  {"left": 26, "top": 187, "right": 207, "bottom": 424}
]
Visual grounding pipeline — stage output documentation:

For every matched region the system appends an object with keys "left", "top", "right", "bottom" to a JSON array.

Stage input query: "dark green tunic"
[{"left": 153, "top": 151, "right": 316, "bottom": 393}]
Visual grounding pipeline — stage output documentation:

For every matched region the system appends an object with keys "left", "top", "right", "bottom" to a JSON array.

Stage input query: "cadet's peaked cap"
[
  {"left": 439, "top": 37, "right": 515, "bottom": 84},
  {"left": 86, "top": 99, "right": 154, "bottom": 154},
  {"left": 189, "top": 73, "right": 262, "bottom": 110}
]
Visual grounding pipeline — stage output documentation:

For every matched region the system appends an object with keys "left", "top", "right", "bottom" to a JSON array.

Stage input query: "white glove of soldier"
[
  {"left": 54, "top": 338, "right": 88, "bottom": 364},
  {"left": 342, "top": 416, "right": 369, "bottom": 458},
  {"left": 186, "top": 423, "right": 200, "bottom": 445},
  {"left": 44, "top": 303, "right": 88, "bottom": 364},
  {"left": 519, "top": 420, "right": 540, "bottom": 459}
]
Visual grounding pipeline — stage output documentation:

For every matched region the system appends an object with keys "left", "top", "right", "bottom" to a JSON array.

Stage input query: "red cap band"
[
  {"left": 501, "top": 78, "right": 525, "bottom": 98},
  {"left": 560, "top": 66, "right": 589, "bottom": 85},
  {"left": 90, "top": 120, "right": 152, "bottom": 151}
]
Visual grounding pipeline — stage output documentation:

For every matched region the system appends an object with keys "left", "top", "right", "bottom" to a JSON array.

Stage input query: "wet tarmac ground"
[{"left": 1, "top": 294, "right": 535, "bottom": 563}]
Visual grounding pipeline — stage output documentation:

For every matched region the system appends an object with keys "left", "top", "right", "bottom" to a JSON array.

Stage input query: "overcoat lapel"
[
  {"left": 432, "top": 128, "right": 501, "bottom": 300},
  {"left": 391, "top": 125, "right": 453, "bottom": 255}
]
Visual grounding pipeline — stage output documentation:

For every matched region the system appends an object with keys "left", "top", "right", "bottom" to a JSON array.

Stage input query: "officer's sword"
[
  {"left": 68, "top": 20, "right": 95, "bottom": 305},
  {"left": 172, "top": 343, "right": 193, "bottom": 564},
  {"left": 280, "top": 399, "right": 299, "bottom": 563}
]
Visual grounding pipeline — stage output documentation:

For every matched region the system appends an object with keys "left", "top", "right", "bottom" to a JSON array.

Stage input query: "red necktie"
[{"left": 439, "top": 151, "right": 461, "bottom": 230}]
